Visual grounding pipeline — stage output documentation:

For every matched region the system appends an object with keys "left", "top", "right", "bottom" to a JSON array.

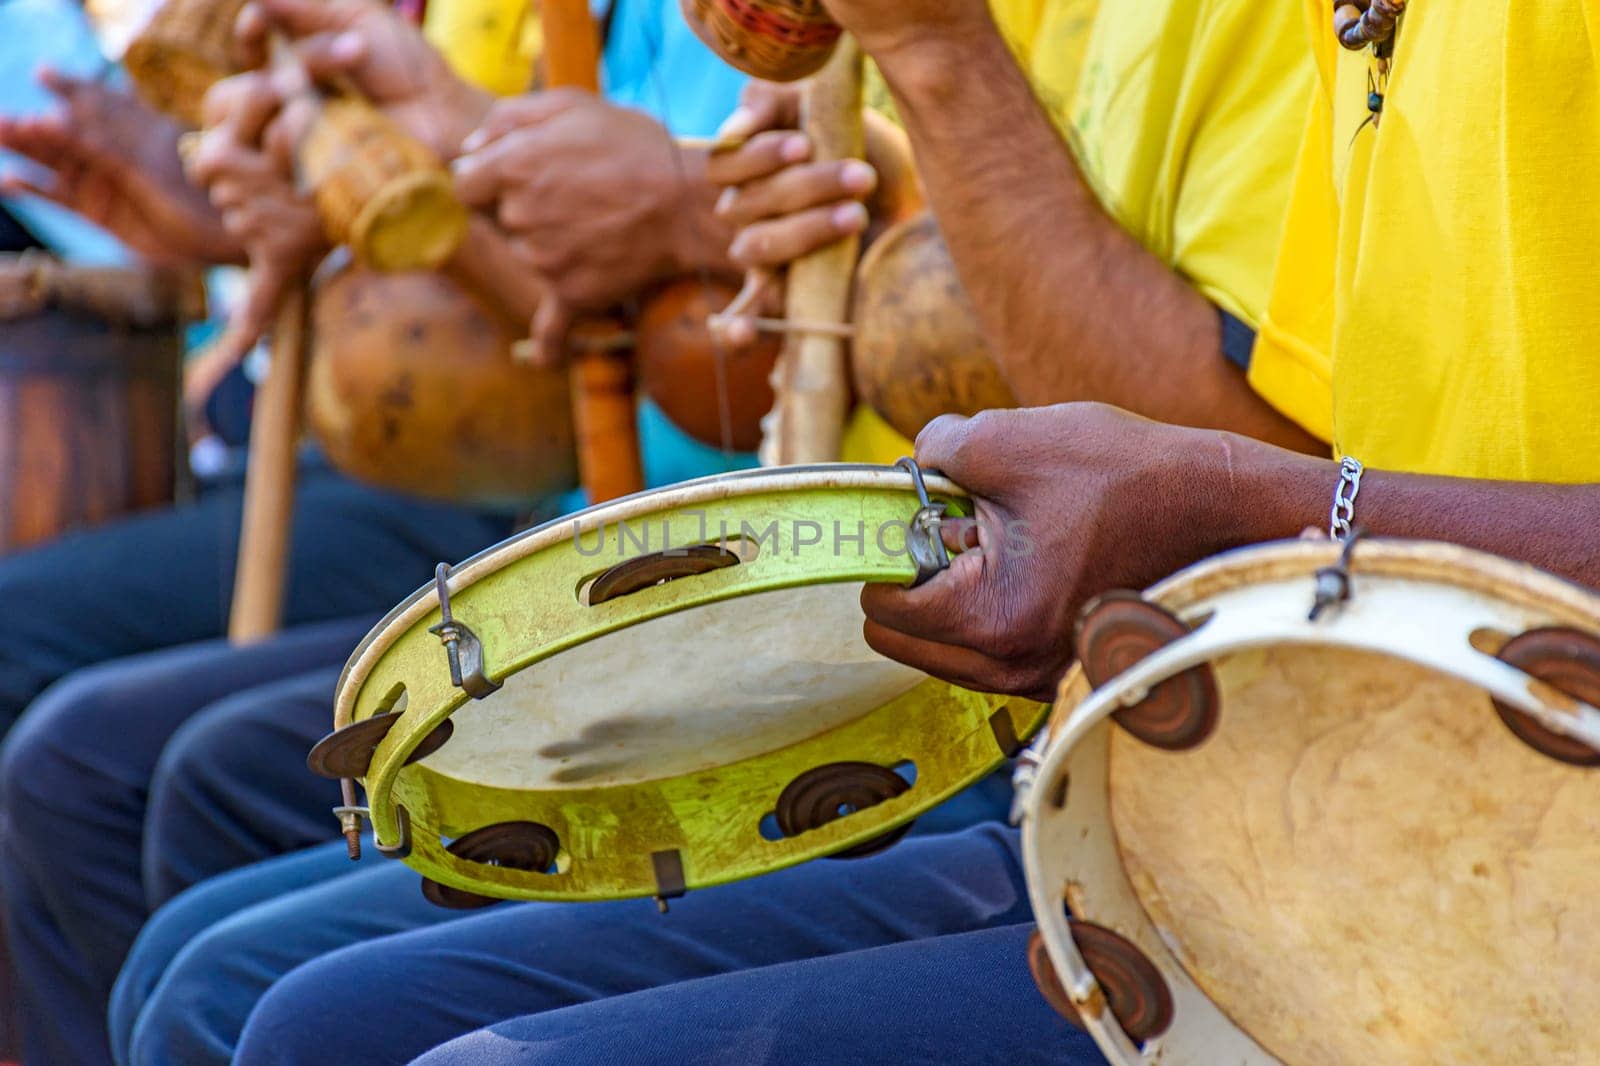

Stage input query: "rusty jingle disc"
[
  {"left": 307, "top": 712, "right": 456, "bottom": 779},
  {"left": 586, "top": 543, "right": 742, "bottom": 606},
  {"left": 1492, "top": 627, "right": 1600, "bottom": 767},
  {"left": 422, "top": 821, "right": 562, "bottom": 910},
  {"left": 1052, "top": 921, "right": 1175, "bottom": 1044},
  {"left": 1074, "top": 591, "right": 1218, "bottom": 751},
  {"left": 774, "top": 761, "right": 913, "bottom": 859},
  {"left": 1027, "top": 926, "right": 1080, "bottom": 1021}
]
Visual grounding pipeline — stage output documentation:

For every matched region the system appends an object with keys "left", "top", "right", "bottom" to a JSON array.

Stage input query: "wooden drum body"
[
  {"left": 0, "top": 259, "right": 198, "bottom": 552},
  {"left": 305, "top": 260, "right": 576, "bottom": 508},
  {"left": 318, "top": 465, "right": 1043, "bottom": 907},
  {"left": 851, "top": 213, "right": 1016, "bottom": 440},
  {"left": 1019, "top": 539, "right": 1600, "bottom": 1065}
]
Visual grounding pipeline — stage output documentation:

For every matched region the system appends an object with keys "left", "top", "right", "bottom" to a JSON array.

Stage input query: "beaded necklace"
[{"left": 1334, "top": 0, "right": 1407, "bottom": 131}]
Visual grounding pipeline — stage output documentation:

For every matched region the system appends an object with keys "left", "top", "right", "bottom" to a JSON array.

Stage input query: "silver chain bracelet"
[{"left": 1329, "top": 456, "right": 1364, "bottom": 541}]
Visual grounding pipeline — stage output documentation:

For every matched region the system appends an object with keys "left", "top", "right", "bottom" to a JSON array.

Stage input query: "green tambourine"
[{"left": 312, "top": 463, "right": 1044, "bottom": 909}]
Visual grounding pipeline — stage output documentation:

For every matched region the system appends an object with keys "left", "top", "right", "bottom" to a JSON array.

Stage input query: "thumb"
[
  {"left": 717, "top": 80, "right": 802, "bottom": 143},
  {"left": 912, "top": 414, "right": 980, "bottom": 486}
]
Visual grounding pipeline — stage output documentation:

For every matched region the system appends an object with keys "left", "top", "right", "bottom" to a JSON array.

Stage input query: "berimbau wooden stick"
[
  {"left": 761, "top": 37, "right": 863, "bottom": 465},
  {"left": 228, "top": 285, "right": 307, "bottom": 642},
  {"left": 542, "top": 0, "right": 645, "bottom": 502}
]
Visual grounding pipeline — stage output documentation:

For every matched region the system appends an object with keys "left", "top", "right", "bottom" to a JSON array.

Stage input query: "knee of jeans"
[
  {"left": 233, "top": 953, "right": 373, "bottom": 1066},
  {"left": 129, "top": 918, "right": 282, "bottom": 1066},
  {"left": 148, "top": 703, "right": 236, "bottom": 816},
  {"left": 0, "top": 669, "right": 115, "bottom": 844}
]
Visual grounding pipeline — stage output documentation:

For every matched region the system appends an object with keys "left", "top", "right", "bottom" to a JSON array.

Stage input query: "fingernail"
[
  {"left": 716, "top": 106, "right": 754, "bottom": 140},
  {"left": 331, "top": 31, "right": 363, "bottom": 61},
  {"left": 780, "top": 134, "right": 810, "bottom": 163},
  {"left": 714, "top": 187, "right": 737, "bottom": 217},
  {"left": 728, "top": 235, "right": 751, "bottom": 263},
  {"left": 833, "top": 201, "right": 869, "bottom": 231},
  {"left": 460, "top": 129, "right": 487, "bottom": 153},
  {"left": 839, "top": 159, "right": 876, "bottom": 193}
]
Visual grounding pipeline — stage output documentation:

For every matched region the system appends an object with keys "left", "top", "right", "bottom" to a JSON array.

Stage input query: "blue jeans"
[
  {"left": 0, "top": 459, "right": 514, "bottom": 730},
  {"left": 414, "top": 924, "right": 1104, "bottom": 1065},
  {"left": 119, "top": 818, "right": 1028, "bottom": 1065}
]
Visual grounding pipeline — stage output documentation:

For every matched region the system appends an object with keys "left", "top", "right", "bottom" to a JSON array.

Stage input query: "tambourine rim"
[
  {"left": 1045, "top": 536, "right": 1600, "bottom": 743},
  {"left": 1023, "top": 537, "right": 1600, "bottom": 1064},
  {"left": 335, "top": 463, "right": 962, "bottom": 721}
]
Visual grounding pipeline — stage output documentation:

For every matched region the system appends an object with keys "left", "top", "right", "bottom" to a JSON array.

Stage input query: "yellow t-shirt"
[
  {"left": 850, "top": 0, "right": 1318, "bottom": 460},
  {"left": 424, "top": 0, "right": 541, "bottom": 96},
  {"left": 846, "top": 0, "right": 1098, "bottom": 464},
  {"left": 1255, "top": 0, "right": 1600, "bottom": 480},
  {"left": 1067, "top": 0, "right": 1314, "bottom": 333}
]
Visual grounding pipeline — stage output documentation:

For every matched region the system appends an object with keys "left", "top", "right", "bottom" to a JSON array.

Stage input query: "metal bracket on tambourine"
[
  {"left": 375, "top": 803, "right": 413, "bottom": 860},
  {"left": 1309, "top": 527, "right": 1366, "bottom": 621},
  {"left": 896, "top": 457, "right": 950, "bottom": 587},
  {"left": 429, "top": 562, "right": 502, "bottom": 700}
]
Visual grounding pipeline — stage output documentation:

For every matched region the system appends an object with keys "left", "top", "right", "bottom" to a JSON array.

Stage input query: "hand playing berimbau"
[
  {"left": 183, "top": 71, "right": 326, "bottom": 438},
  {"left": 452, "top": 91, "right": 708, "bottom": 367},
  {"left": 0, "top": 69, "right": 239, "bottom": 265},
  {"left": 235, "top": 0, "right": 489, "bottom": 159},
  {"left": 861, "top": 403, "right": 1236, "bottom": 701},
  {"left": 704, "top": 79, "right": 921, "bottom": 348}
]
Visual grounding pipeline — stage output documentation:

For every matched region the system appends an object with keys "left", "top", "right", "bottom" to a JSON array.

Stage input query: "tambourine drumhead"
[
  {"left": 1022, "top": 539, "right": 1600, "bottom": 1065},
  {"left": 335, "top": 465, "right": 1042, "bottom": 904}
]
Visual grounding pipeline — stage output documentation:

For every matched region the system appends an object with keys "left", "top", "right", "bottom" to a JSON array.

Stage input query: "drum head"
[
  {"left": 430, "top": 582, "right": 925, "bottom": 789},
  {"left": 338, "top": 465, "right": 1044, "bottom": 903},
  {"left": 1025, "top": 540, "right": 1600, "bottom": 1065}
]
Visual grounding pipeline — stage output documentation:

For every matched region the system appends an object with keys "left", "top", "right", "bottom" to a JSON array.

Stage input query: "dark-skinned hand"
[
  {"left": 861, "top": 403, "right": 1238, "bottom": 701},
  {"left": 0, "top": 69, "right": 239, "bottom": 265},
  {"left": 453, "top": 91, "right": 713, "bottom": 366}
]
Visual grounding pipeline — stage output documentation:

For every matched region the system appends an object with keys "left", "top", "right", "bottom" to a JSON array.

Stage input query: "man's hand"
[
  {"left": 453, "top": 92, "right": 728, "bottom": 366},
  {"left": 183, "top": 71, "right": 326, "bottom": 438},
  {"left": 0, "top": 70, "right": 239, "bottom": 265},
  {"left": 236, "top": 0, "right": 490, "bottom": 158},
  {"left": 814, "top": 0, "right": 992, "bottom": 64},
  {"left": 705, "top": 79, "right": 921, "bottom": 347},
  {"left": 860, "top": 404, "right": 1255, "bottom": 701}
]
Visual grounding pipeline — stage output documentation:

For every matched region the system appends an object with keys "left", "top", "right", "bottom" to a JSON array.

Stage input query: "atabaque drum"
[
  {"left": 0, "top": 255, "right": 199, "bottom": 552},
  {"left": 315, "top": 463, "right": 1043, "bottom": 908},
  {"left": 1018, "top": 538, "right": 1600, "bottom": 1064}
]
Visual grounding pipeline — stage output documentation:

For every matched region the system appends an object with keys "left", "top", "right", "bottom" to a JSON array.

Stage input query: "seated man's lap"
[
  {"left": 150, "top": 823, "right": 1032, "bottom": 1066},
  {"left": 409, "top": 924, "right": 1103, "bottom": 1066}
]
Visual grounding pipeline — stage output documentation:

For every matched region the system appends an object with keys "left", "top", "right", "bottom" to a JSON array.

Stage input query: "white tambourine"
[{"left": 1020, "top": 538, "right": 1600, "bottom": 1065}]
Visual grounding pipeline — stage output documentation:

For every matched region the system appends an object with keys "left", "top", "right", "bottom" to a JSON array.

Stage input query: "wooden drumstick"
[
  {"left": 760, "top": 37, "right": 863, "bottom": 465},
  {"left": 540, "top": 0, "right": 645, "bottom": 503},
  {"left": 228, "top": 283, "right": 307, "bottom": 642}
]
